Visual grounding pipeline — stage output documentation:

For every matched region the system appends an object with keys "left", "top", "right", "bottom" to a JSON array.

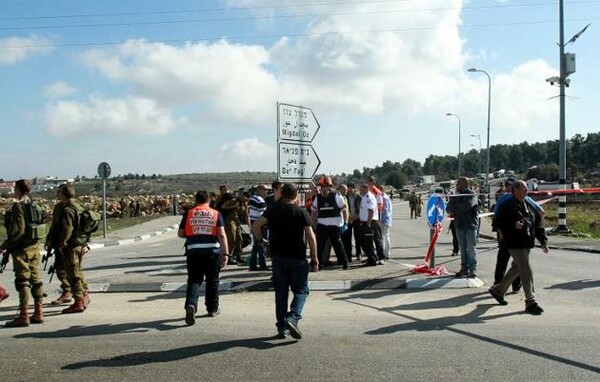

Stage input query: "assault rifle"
[
  {"left": 0, "top": 250, "right": 10, "bottom": 273},
  {"left": 42, "top": 248, "right": 53, "bottom": 271},
  {"left": 46, "top": 248, "right": 62, "bottom": 284}
]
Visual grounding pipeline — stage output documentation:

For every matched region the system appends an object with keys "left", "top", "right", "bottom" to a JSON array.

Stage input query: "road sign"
[
  {"left": 426, "top": 194, "right": 446, "bottom": 226},
  {"left": 97, "top": 162, "right": 111, "bottom": 179},
  {"left": 278, "top": 103, "right": 320, "bottom": 143},
  {"left": 278, "top": 142, "right": 321, "bottom": 181}
]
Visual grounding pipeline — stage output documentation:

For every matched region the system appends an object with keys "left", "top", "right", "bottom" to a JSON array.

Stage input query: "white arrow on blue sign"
[{"left": 426, "top": 194, "right": 446, "bottom": 226}]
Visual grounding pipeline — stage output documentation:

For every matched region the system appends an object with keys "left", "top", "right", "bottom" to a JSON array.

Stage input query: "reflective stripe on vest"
[
  {"left": 184, "top": 205, "right": 219, "bottom": 237},
  {"left": 186, "top": 243, "right": 220, "bottom": 250}
]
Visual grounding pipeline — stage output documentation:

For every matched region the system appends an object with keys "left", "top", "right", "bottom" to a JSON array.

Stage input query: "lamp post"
[
  {"left": 445, "top": 113, "right": 461, "bottom": 178},
  {"left": 470, "top": 134, "right": 482, "bottom": 175},
  {"left": 468, "top": 67, "right": 491, "bottom": 208}
]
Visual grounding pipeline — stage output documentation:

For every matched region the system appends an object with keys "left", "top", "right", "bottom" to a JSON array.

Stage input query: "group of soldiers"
[{"left": 0, "top": 180, "right": 91, "bottom": 327}]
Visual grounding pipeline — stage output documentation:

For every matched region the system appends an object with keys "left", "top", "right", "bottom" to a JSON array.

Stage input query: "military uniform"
[
  {"left": 1, "top": 198, "right": 44, "bottom": 327},
  {"left": 45, "top": 201, "right": 72, "bottom": 304},
  {"left": 219, "top": 195, "right": 242, "bottom": 264},
  {"left": 59, "top": 199, "right": 89, "bottom": 313}
]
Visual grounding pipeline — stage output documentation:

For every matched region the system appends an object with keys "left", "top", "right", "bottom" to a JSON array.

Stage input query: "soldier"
[
  {"left": 1, "top": 179, "right": 45, "bottom": 327},
  {"left": 44, "top": 184, "right": 73, "bottom": 305},
  {"left": 56, "top": 183, "right": 90, "bottom": 314},
  {"left": 409, "top": 191, "right": 418, "bottom": 219},
  {"left": 216, "top": 186, "right": 242, "bottom": 265}
]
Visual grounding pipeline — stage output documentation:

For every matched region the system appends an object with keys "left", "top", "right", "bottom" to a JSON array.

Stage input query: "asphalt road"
[
  {"left": 0, "top": 202, "right": 599, "bottom": 381},
  {"left": 1, "top": 287, "right": 598, "bottom": 382}
]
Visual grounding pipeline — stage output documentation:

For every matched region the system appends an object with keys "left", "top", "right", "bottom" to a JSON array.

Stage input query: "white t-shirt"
[
  {"left": 312, "top": 192, "right": 346, "bottom": 226},
  {"left": 359, "top": 191, "right": 379, "bottom": 222}
]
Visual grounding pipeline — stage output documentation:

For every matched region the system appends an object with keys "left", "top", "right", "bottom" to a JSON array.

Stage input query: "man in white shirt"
[{"left": 358, "top": 183, "right": 380, "bottom": 266}]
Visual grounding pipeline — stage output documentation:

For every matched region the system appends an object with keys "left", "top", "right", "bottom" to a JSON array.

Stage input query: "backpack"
[
  {"left": 23, "top": 202, "right": 47, "bottom": 241},
  {"left": 73, "top": 210, "right": 101, "bottom": 245}
]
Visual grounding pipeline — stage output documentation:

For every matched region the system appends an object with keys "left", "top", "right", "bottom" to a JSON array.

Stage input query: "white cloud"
[
  {"left": 44, "top": 95, "right": 176, "bottom": 136},
  {"left": 0, "top": 35, "right": 52, "bottom": 65},
  {"left": 64, "top": 0, "right": 556, "bottom": 140},
  {"left": 81, "top": 39, "right": 280, "bottom": 126},
  {"left": 43, "top": 81, "right": 78, "bottom": 98},
  {"left": 216, "top": 138, "right": 276, "bottom": 171}
]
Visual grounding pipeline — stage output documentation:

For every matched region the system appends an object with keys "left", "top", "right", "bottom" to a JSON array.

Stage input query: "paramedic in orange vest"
[{"left": 178, "top": 190, "right": 229, "bottom": 326}]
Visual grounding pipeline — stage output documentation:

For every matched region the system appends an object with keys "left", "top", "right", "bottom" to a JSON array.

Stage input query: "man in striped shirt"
[{"left": 248, "top": 184, "right": 269, "bottom": 271}]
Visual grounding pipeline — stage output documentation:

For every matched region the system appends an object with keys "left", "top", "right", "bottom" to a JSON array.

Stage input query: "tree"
[{"left": 386, "top": 171, "right": 407, "bottom": 189}]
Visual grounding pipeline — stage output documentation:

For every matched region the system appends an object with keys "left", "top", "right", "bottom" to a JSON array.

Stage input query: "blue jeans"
[
  {"left": 272, "top": 256, "right": 310, "bottom": 331},
  {"left": 455, "top": 227, "right": 477, "bottom": 272},
  {"left": 250, "top": 224, "right": 268, "bottom": 270}
]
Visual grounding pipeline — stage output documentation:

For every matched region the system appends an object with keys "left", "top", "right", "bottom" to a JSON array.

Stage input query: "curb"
[
  {"left": 88, "top": 224, "right": 180, "bottom": 250},
  {"left": 83, "top": 277, "right": 485, "bottom": 293}
]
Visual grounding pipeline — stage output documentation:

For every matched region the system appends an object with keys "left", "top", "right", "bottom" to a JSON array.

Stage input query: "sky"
[{"left": 1, "top": 0, "right": 598, "bottom": 180}]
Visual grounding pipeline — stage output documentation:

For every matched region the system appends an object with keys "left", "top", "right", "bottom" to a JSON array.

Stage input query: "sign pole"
[
  {"left": 102, "top": 179, "right": 107, "bottom": 238},
  {"left": 97, "top": 161, "right": 111, "bottom": 239}
]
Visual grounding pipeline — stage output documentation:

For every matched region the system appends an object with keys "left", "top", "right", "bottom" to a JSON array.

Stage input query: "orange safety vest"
[{"left": 184, "top": 204, "right": 220, "bottom": 237}]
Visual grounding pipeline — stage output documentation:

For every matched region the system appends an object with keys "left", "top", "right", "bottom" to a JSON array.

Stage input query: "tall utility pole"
[{"left": 555, "top": 0, "right": 589, "bottom": 232}]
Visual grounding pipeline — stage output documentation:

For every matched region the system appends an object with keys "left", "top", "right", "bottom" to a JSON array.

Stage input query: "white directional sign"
[
  {"left": 278, "top": 142, "right": 321, "bottom": 181},
  {"left": 278, "top": 103, "right": 320, "bottom": 143}
]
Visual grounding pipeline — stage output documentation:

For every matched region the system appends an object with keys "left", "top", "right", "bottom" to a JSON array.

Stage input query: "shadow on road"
[
  {"left": 13, "top": 318, "right": 184, "bottom": 338},
  {"left": 545, "top": 279, "right": 600, "bottom": 291},
  {"left": 335, "top": 290, "right": 600, "bottom": 374},
  {"left": 61, "top": 336, "right": 295, "bottom": 369}
]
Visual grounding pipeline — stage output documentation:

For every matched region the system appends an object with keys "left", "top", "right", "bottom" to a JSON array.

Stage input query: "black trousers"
[
  {"left": 494, "top": 240, "right": 521, "bottom": 291},
  {"left": 372, "top": 221, "right": 385, "bottom": 260},
  {"left": 316, "top": 224, "right": 348, "bottom": 268},
  {"left": 359, "top": 222, "right": 379, "bottom": 265},
  {"left": 185, "top": 252, "right": 221, "bottom": 313},
  {"left": 342, "top": 220, "right": 362, "bottom": 260}
]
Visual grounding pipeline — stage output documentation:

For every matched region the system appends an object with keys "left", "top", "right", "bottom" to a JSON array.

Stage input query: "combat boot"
[
  {"left": 62, "top": 297, "right": 85, "bottom": 314},
  {"left": 6, "top": 306, "right": 30, "bottom": 327},
  {"left": 0, "top": 285, "right": 9, "bottom": 303},
  {"left": 83, "top": 289, "right": 91, "bottom": 307},
  {"left": 51, "top": 290, "right": 73, "bottom": 305},
  {"left": 30, "top": 303, "right": 44, "bottom": 324}
]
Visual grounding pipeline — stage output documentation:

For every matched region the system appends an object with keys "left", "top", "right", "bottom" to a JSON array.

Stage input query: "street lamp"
[
  {"left": 468, "top": 67, "right": 491, "bottom": 208},
  {"left": 445, "top": 113, "right": 461, "bottom": 178},
  {"left": 470, "top": 134, "right": 482, "bottom": 175}
]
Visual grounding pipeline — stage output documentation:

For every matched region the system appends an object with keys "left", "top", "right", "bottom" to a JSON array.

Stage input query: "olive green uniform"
[
  {"left": 1, "top": 199, "right": 44, "bottom": 307},
  {"left": 222, "top": 200, "right": 242, "bottom": 259},
  {"left": 45, "top": 202, "right": 71, "bottom": 292},
  {"left": 58, "top": 200, "right": 87, "bottom": 300}
]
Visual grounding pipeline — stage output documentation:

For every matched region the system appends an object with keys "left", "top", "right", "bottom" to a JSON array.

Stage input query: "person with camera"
[{"left": 489, "top": 180, "right": 549, "bottom": 315}]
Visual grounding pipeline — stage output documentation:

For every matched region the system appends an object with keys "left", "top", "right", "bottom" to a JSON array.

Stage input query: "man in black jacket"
[{"left": 489, "top": 180, "right": 549, "bottom": 315}]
